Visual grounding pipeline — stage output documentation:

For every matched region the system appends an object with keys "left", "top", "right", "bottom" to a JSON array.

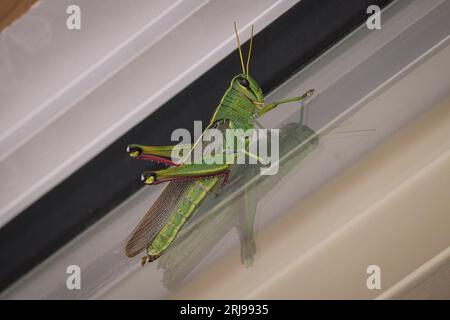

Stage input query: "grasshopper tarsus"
[{"left": 140, "top": 256, "right": 149, "bottom": 267}]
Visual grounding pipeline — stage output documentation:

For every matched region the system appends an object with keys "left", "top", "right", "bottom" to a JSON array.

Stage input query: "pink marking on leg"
[
  {"left": 221, "top": 170, "right": 230, "bottom": 186},
  {"left": 135, "top": 154, "right": 179, "bottom": 166}
]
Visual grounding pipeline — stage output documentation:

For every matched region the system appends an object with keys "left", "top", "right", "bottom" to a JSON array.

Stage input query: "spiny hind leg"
[
  {"left": 141, "top": 162, "right": 231, "bottom": 185},
  {"left": 126, "top": 143, "right": 192, "bottom": 166}
]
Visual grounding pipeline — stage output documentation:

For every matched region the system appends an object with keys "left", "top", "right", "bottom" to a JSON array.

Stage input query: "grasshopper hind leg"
[
  {"left": 126, "top": 143, "right": 190, "bottom": 167},
  {"left": 141, "top": 162, "right": 231, "bottom": 185}
]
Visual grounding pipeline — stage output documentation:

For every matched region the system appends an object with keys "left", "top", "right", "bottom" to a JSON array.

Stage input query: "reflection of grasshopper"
[
  {"left": 124, "top": 23, "right": 314, "bottom": 265},
  {"left": 158, "top": 122, "right": 318, "bottom": 289}
]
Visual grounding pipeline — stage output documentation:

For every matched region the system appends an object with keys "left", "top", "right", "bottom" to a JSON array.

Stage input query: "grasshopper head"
[
  {"left": 232, "top": 23, "right": 264, "bottom": 110},
  {"left": 232, "top": 74, "right": 264, "bottom": 105}
]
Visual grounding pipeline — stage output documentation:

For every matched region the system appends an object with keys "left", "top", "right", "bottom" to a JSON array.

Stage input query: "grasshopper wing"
[{"left": 124, "top": 180, "right": 193, "bottom": 257}]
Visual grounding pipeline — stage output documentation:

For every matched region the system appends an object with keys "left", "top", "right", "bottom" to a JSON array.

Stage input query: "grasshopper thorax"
[{"left": 210, "top": 74, "right": 264, "bottom": 131}]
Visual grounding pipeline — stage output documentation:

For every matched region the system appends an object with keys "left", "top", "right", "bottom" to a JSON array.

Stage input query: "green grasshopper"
[{"left": 124, "top": 23, "right": 314, "bottom": 265}]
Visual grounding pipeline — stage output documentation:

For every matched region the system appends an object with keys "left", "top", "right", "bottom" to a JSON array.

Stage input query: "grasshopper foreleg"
[{"left": 257, "top": 89, "right": 314, "bottom": 117}]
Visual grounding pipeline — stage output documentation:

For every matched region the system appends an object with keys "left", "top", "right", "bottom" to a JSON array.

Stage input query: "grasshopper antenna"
[
  {"left": 246, "top": 25, "right": 254, "bottom": 75},
  {"left": 234, "top": 21, "right": 246, "bottom": 74}
]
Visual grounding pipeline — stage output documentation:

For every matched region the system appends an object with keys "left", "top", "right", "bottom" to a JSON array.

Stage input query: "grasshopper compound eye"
[{"left": 238, "top": 77, "right": 250, "bottom": 87}]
